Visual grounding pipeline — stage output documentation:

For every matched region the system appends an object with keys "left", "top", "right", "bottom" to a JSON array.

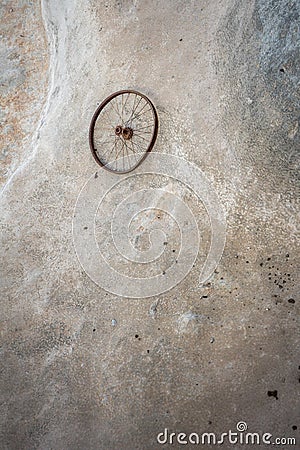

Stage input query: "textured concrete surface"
[
  {"left": 0, "top": 0, "right": 48, "bottom": 189},
  {"left": 0, "top": 0, "right": 299, "bottom": 449}
]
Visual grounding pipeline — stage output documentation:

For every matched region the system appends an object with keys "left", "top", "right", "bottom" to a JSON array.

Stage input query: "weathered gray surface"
[
  {"left": 0, "top": 0, "right": 299, "bottom": 449},
  {"left": 0, "top": 0, "right": 48, "bottom": 189}
]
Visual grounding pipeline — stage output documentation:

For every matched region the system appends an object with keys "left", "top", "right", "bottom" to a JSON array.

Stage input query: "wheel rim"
[{"left": 89, "top": 90, "right": 158, "bottom": 174}]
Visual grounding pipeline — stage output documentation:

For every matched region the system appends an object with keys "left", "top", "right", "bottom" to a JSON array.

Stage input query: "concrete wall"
[{"left": 0, "top": 0, "right": 299, "bottom": 449}]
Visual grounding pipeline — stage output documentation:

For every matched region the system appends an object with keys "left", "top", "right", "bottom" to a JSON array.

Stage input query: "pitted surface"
[{"left": 0, "top": 1, "right": 299, "bottom": 449}]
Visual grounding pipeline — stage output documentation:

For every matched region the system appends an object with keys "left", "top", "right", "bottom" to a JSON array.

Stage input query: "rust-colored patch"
[{"left": 0, "top": 1, "right": 48, "bottom": 188}]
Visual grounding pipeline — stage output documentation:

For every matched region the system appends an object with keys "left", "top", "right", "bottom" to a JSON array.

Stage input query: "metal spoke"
[
  {"left": 133, "top": 124, "right": 153, "bottom": 131},
  {"left": 121, "top": 94, "right": 124, "bottom": 122},
  {"left": 123, "top": 92, "right": 130, "bottom": 117},
  {"left": 110, "top": 100, "right": 123, "bottom": 124},
  {"left": 124, "top": 139, "right": 137, "bottom": 164},
  {"left": 126, "top": 95, "right": 143, "bottom": 125},
  {"left": 130, "top": 100, "right": 148, "bottom": 123},
  {"left": 89, "top": 90, "right": 158, "bottom": 173},
  {"left": 132, "top": 133, "right": 149, "bottom": 143},
  {"left": 101, "top": 137, "right": 117, "bottom": 161},
  {"left": 100, "top": 109, "right": 115, "bottom": 127},
  {"left": 130, "top": 140, "right": 139, "bottom": 163},
  {"left": 94, "top": 134, "right": 116, "bottom": 143},
  {"left": 121, "top": 138, "right": 125, "bottom": 171},
  {"left": 94, "top": 139, "right": 115, "bottom": 148},
  {"left": 114, "top": 137, "right": 124, "bottom": 170},
  {"left": 113, "top": 97, "right": 124, "bottom": 124},
  {"left": 130, "top": 106, "right": 152, "bottom": 124},
  {"left": 125, "top": 93, "right": 137, "bottom": 125},
  {"left": 123, "top": 137, "right": 129, "bottom": 170}
]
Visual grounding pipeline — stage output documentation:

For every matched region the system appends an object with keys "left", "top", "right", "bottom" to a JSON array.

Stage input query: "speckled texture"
[
  {"left": 0, "top": 1, "right": 299, "bottom": 449},
  {"left": 0, "top": 0, "right": 48, "bottom": 189}
]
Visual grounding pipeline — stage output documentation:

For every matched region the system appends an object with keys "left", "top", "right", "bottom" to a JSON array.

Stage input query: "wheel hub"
[{"left": 115, "top": 125, "right": 133, "bottom": 140}]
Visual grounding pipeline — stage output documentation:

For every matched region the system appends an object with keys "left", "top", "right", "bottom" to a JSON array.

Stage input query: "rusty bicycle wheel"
[{"left": 89, "top": 90, "right": 158, "bottom": 174}]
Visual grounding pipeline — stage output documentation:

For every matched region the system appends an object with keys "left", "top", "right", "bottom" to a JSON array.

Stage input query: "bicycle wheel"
[{"left": 89, "top": 90, "right": 159, "bottom": 174}]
